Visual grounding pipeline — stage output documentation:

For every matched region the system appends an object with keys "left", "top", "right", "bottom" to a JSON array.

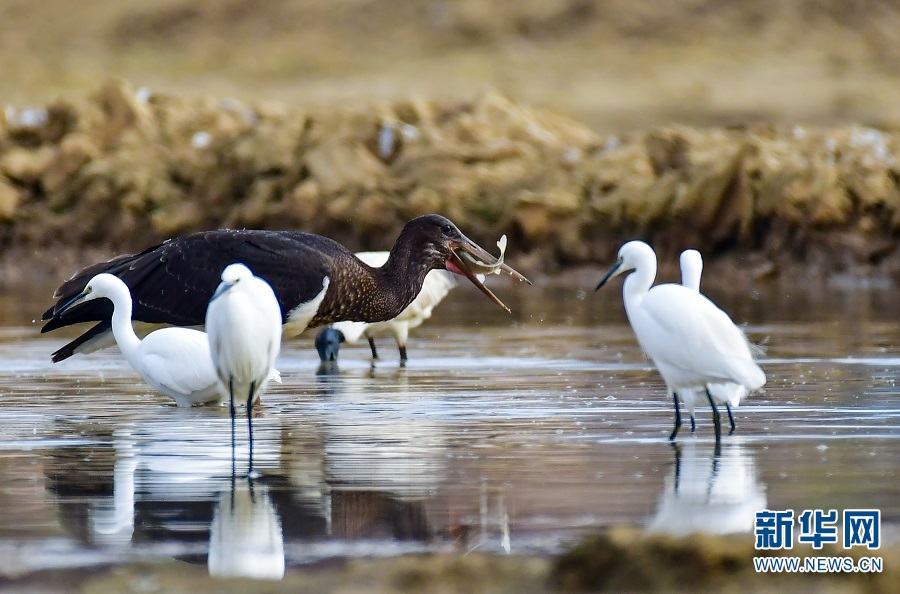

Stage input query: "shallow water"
[{"left": 0, "top": 281, "right": 897, "bottom": 577}]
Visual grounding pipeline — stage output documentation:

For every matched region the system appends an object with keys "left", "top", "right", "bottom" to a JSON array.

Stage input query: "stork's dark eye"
[{"left": 441, "top": 224, "right": 454, "bottom": 236}]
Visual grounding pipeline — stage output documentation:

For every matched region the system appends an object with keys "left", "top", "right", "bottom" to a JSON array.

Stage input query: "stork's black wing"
[
  {"left": 48, "top": 321, "right": 112, "bottom": 363},
  {"left": 42, "top": 228, "right": 346, "bottom": 338}
]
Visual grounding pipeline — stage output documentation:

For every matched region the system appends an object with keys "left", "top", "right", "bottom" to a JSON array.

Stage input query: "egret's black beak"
[
  {"left": 595, "top": 259, "right": 624, "bottom": 291},
  {"left": 55, "top": 290, "right": 90, "bottom": 317},
  {"left": 447, "top": 235, "right": 530, "bottom": 313},
  {"left": 209, "top": 281, "right": 233, "bottom": 304}
]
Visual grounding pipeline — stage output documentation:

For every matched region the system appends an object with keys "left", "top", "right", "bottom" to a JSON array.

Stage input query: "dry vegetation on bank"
[{"left": 1, "top": 81, "right": 898, "bottom": 283}]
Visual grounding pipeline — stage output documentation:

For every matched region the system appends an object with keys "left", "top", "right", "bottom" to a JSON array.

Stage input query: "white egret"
[
  {"left": 595, "top": 241, "right": 766, "bottom": 446},
  {"left": 206, "top": 263, "right": 283, "bottom": 472},
  {"left": 679, "top": 249, "right": 749, "bottom": 434},
  {"left": 53, "top": 273, "right": 280, "bottom": 408}
]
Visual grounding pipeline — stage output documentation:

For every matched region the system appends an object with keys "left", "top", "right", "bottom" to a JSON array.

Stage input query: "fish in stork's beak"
[{"left": 446, "top": 234, "right": 531, "bottom": 313}]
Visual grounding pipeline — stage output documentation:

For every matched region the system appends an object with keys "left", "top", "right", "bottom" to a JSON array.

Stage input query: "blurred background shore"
[
  {"left": 1, "top": 0, "right": 898, "bottom": 284},
  {"left": 6, "top": 0, "right": 900, "bottom": 130}
]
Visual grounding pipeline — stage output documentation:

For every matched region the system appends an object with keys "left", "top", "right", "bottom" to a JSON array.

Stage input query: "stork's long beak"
[
  {"left": 595, "top": 259, "right": 624, "bottom": 291},
  {"left": 55, "top": 290, "right": 89, "bottom": 317},
  {"left": 447, "top": 235, "right": 530, "bottom": 313}
]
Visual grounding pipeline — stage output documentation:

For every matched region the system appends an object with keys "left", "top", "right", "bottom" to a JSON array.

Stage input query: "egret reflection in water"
[
  {"left": 43, "top": 411, "right": 289, "bottom": 579},
  {"left": 39, "top": 381, "right": 444, "bottom": 564},
  {"left": 42, "top": 410, "right": 283, "bottom": 547},
  {"left": 646, "top": 441, "right": 767, "bottom": 537},
  {"left": 208, "top": 479, "right": 285, "bottom": 580},
  {"left": 89, "top": 430, "right": 137, "bottom": 546}
]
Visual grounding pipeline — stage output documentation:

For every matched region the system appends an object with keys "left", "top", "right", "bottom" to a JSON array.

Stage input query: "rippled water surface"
[{"left": 0, "top": 281, "right": 897, "bottom": 577}]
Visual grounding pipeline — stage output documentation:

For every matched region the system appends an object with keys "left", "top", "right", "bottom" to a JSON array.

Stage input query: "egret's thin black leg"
[
  {"left": 368, "top": 337, "right": 379, "bottom": 360},
  {"left": 726, "top": 403, "right": 736, "bottom": 435},
  {"left": 246, "top": 380, "right": 256, "bottom": 474},
  {"left": 229, "top": 374, "right": 237, "bottom": 514},
  {"left": 690, "top": 415, "right": 696, "bottom": 433},
  {"left": 669, "top": 391, "right": 682, "bottom": 441},
  {"left": 706, "top": 388, "right": 722, "bottom": 456},
  {"left": 229, "top": 377, "right": 236, "bottom": 464}
]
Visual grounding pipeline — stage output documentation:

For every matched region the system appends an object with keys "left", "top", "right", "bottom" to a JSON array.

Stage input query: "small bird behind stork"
[
  {"left": 317, "top": 250, "right": 463, "bottom": 363},
  {"left": 206, "top": 263, "right": 283, "bottom": 473},
  {"left": 595, "top": 241, "right": 765, "bottom": 449},
  {"left": 52, "top": 273, "right": 279, "bottom": 407}
]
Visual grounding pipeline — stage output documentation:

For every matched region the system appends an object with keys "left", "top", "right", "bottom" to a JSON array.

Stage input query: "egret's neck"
[
  {"left": 105, "top": 285, "right": 142, "bottom": 363},
  {"left": 622, "top": 260, "right": 656, "bottom": 317},
  {"left": 681, "top": 264, "right": 701, "bottom": 292}
]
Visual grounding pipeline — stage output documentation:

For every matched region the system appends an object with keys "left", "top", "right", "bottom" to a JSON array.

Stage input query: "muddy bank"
[
  {"left": 3, "top": 529, "right": 896, "bottom": 594},
  {"left": 0, "top": 81, "right": 898, "bottom": 285}
]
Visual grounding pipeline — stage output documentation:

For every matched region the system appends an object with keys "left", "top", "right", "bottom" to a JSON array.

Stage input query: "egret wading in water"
[
  {"left": 206, "top": 264, "right": 283, "bottom": 473},
  {"left": 43, "top": 215, "right": 529, "bottom": 362},
  {"left": 595, "top": 241, "right": 766, "bottom": 448},
  {"left": 52, "top": 273, "right": 280, "bottom": 407},
  {"left": 679, "top": 249, "right": 750, "bottom": 434}
]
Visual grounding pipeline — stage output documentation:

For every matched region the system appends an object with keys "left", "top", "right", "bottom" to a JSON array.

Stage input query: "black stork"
[{"left": 42, "top": 214, "right": 530, "bottom": 362}]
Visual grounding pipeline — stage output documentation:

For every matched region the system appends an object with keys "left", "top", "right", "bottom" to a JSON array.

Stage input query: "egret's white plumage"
[
  {"left": 329, "top": 251, "right": 459, "bottom": 361},
  {"left": 596, "top": 241, "right": 765, "bottom": 444},
  {"left": 206, "top": 263, "right": 283, "bottom": 470},
  {"left": 206, "top": 263, "right": 283, "bottom": 408},
  {"left": 54, "top": 273, "right": 279, "bottom": 408},
  {"left": 678, "top": 249, "right": 748, "bottom": 432}
]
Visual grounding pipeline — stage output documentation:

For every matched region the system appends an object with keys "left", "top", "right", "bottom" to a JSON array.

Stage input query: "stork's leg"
[
  {"left": 246, "top": 381, "right": 256, "bottom": 475},
  {"left": 368, "top": 336, "right": 379, "bottom": 360},
  {"left": 706, "top": 388, "right": 722, "bottom": 456},
  {"left": 669, "top": 391, "right": 682, "bottom": 441},
  {"left": 398, "top": 344, "right": 408, "bottom": 365},
  {"left": 726, "top": 403, "right": 736, "bottom": 435}
]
